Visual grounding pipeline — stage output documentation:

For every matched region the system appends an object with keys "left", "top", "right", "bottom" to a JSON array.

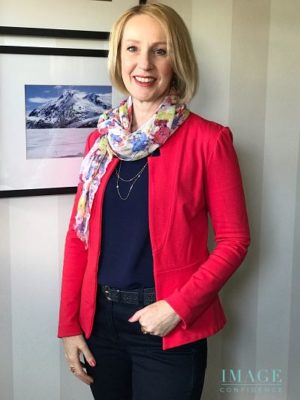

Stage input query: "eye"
[
  {"left": 127, "top": 46, "right": 138, "bottom": 53},
  {"left": 153, "top": 48, "right": 167, "bottom": 56}
]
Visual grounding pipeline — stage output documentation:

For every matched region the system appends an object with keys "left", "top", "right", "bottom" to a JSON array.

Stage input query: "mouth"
[{"left": 133, "top": 76, "right": 156, "bottom": 85}]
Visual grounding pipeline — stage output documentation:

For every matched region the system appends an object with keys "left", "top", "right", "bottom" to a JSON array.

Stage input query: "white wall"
[{"left": 1, "top": 1, "right": 300, "bottom": 399}]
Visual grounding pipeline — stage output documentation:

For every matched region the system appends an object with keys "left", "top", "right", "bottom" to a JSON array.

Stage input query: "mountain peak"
[{"left": 26, "top": 89, "right": 112, "bottom": 129}]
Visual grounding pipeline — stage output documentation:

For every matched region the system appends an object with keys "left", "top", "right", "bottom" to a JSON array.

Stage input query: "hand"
[
  {"left": 62, "top": 334, "right": 96, "bottom": 385},
  {"left": 128, "top": 300, "right": 181, "bottom": 337}
]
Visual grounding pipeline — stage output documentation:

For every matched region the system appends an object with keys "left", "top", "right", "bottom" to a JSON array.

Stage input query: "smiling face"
[{"left": 120, "top": 14, "right": 174, "bottom": 110}]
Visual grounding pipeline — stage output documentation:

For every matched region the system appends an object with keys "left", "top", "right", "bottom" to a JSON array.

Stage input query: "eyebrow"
[{"left": 123, "top": 39, "right": 167, "bottom": 46}]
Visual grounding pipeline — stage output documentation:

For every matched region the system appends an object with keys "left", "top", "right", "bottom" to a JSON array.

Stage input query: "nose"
[{"left": 138, "top": 50, "right": 153, "bottom": 71}]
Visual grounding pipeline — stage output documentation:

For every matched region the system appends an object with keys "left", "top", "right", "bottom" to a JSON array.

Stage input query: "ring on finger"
[
  {"left": 141, "top": 325, "right": 148, "bottom": 335},
  {"left": 69, "top": 366, "right": 76, "bottom": 374}
]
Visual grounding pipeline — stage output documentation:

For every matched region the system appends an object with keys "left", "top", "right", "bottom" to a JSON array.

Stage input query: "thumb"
[
  {"left": 81, "top": 343, "right": 96, "bottom": 367},
  {"left": 128, "top": 309, "right": 143, "bottom": 323}
]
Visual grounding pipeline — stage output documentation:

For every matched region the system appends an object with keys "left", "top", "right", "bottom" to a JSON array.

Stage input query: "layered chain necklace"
[{"left": 115, "top": 159, "right": 148, "bottom": 201}]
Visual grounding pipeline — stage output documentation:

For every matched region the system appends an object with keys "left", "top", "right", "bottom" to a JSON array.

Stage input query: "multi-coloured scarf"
[{"left": 74, "top": 94, "right": 190, "bottom": 246}]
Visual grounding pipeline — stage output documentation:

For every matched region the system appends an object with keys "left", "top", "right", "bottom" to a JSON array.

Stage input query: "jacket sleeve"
[
  {"left": 165, "top": 127, "right": 250, "bottom": 328},
  {"left": 57, "top": 130, "right": 98, "bottom": 337}
]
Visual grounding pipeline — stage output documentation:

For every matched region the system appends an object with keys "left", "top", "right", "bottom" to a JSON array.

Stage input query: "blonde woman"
[{"left": 58, "top": 3, "right": 250, "bottom": 399}]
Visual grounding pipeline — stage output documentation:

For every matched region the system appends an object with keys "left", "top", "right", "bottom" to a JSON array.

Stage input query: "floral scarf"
[{"left": 74, "top": 94, "right": 190, "bottom": 246}]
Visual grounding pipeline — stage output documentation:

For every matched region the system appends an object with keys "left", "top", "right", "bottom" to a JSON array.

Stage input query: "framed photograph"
[
  {"left": 0, "top": 28, "right": 114, "bottom": 197},
  {"left": 0, "top": 1, "right": 140, "bottom": 31}
]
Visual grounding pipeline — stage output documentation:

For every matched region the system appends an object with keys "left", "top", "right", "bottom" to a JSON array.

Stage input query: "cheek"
[
  {"left": 120, "top": 64, "right": 128, "bottom": 84},
  {"left": 162, "top": 64, "right": 174, "bottom": 83},
  {"left": 159, "top": 58, "right": 173, "bottom": 76},
  {"left": 121, "top": 58, "right": 133, "bottom": 76}
]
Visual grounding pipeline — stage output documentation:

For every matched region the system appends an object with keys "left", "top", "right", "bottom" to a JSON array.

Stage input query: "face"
[{"left": 120, "top": 14, "right": 173, "bottom": 109}]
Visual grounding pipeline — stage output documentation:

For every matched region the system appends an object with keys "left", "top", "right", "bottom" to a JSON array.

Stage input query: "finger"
[
  {"left": 80, "top": 343, "right": 96, "bottom": 367},
  {"left": 69, "top": 355, "right": 93, "bottom": 384},
  {"left": 70, "top": 365, "right": 94, "bottom": 385},
  {"left": 128, "top": 309, "right": 144, "bottom": 322}
]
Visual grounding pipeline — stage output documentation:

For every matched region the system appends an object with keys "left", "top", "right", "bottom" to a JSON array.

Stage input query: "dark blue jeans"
[{"left": 85, "top": 291, "right": 207, "bottom": 400}]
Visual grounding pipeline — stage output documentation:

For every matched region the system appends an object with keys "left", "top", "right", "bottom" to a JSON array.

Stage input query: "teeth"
[{"left": 135, "top": 76, "right": 155, "bottom": 83}]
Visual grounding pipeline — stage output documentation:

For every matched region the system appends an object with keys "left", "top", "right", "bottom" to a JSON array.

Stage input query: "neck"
[{"left": 131, "top": 98, "right": 163, "bottom": 132}]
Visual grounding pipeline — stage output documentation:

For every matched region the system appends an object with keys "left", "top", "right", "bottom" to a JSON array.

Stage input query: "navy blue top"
[{"left": 98, "top": 150, "right": 160, "bottom": 289}]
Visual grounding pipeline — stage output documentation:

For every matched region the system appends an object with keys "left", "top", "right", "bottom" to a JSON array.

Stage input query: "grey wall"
[
  {"left": 1, "top": 1, "right": 299, "bottom": 399},
  {"left": 190, "top": 1, "right": 300, "bottom": 399}
]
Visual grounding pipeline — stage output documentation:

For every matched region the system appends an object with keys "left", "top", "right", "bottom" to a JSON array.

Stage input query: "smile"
[{"left": 134, "top": 76, "right": 156, "bottom": 83}]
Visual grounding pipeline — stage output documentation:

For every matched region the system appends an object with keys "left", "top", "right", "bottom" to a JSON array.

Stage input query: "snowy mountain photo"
[
  {"left": 25, "top": 85, "right": 112, "bottom": 159},
  {"left": 26, "top": 86, "right": 112, "bottom": 129}
]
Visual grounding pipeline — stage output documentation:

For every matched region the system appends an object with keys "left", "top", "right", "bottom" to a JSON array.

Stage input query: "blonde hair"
[{"left": 108, "top": 2, "right": 198, "bottom": 103}]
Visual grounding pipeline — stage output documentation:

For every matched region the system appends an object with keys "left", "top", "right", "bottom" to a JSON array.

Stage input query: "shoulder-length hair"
[{"left": 108, "top": 2, "right": 198, "bottom": 104}]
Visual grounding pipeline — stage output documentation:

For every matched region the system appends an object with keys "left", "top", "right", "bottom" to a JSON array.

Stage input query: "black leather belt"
[{"left": 100, "top": 285, "right": 156, "bottom": 305}]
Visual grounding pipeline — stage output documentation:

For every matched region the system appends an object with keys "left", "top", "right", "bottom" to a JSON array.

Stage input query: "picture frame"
[
  {"left": 0, "top": 27, "right": 112, "bottom": 198},
  {"left": 0, "top": 1, "right": 141, "bottom": 32}
]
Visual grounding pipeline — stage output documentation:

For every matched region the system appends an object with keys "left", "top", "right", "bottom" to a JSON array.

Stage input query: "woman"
[{"left": 58, "top": 3, "right": 250, "bottom": 400}]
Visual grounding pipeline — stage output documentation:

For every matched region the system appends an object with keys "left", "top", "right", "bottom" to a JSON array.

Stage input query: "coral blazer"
[{"left": 58, "top": 113, "right": 250, "bottom": 350}]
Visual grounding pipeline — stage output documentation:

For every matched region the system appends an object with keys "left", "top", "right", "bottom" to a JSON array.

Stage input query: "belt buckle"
[{"left": 104, "top": 285, "right": 112, "bottom": 301}]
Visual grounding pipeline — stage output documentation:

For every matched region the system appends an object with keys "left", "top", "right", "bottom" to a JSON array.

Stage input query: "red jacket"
[{"left": 58, "top": 113, "right": 250, "bottom": 350}]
